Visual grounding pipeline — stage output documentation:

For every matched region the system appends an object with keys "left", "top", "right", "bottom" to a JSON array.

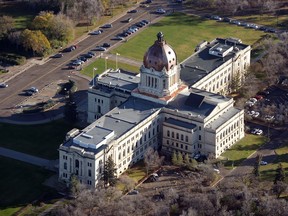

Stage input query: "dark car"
[
  {"left": 102, "top": 43, "right": 111, "bottom": 48},
  {"left": 53, "top": 53, "right": 63, "bottom": 58},
  {"left": 63, "top": 45, "right": 77, "bottom": 52},
  {"left": 101, "top": 23, "right": 113, "bottom": 28},
  {"left": 141, "top": 19, "right": 149, "bottom": 24},
  {"left": 128, "top": 9, "right": 138, "bottom": 13},
  {"left": 124, "top": 17, "right": 133, "bottom": 23}
]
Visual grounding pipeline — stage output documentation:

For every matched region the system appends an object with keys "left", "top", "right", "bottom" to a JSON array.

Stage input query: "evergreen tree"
[
  {"left": 172, "top": 150, "right": 178, "bottom": 165},
  {"left": 103, "top": 155, "right": 117, "bottom": 187},
  {"left": 177, "top": 151, "right": 183, "bottom": 165},
  {"left": 184, "top": 154, "right": 190, "bottom": 164},
  {"left": 274, "top": 163, "right": 285, "bottom": 184},
  {"left": 253, "top": 154, "right": 262, "bottom": 177}
]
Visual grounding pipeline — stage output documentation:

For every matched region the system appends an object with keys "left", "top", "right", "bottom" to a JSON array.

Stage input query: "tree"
[
  {"left": 144, "top": 147, "right": 163, "bottom": 175},
  {"left": 119, "top": 175, "right": 136, "bottom": 193},
  {"left": 64, "top": 91, "right": 78, "bottom": 123},
  {"left": 103, "top": 155, "right": 117, "bottom": 187},
  {"left": 172, "top": 150, "right": 178, "bottom": 165},
  {"left": 273, "top": 181, "right": 287, "bottom": 198},
  {"left": 177, "top": 151, "right": 183, "bottom": 166},
  {"left": 0, "top": 15, "right": 14, "bottom": 38},
  {"left": 274, "top": 163, "right": 285, "bottom": 184},
  {"left": 20, "top": 29, "right": 51, "bottom": 56},
  {"left": 31, "top": 11, "right": 74, "bottom": 47},
  {"left": 253, "top": 154, "right": 262, "bottom": 177},
  {"left": 69, "top": 174, "right": 81, "bottom": 197},
  {"left": 184, "top": 154, "right": 190, "bottom": 164}
]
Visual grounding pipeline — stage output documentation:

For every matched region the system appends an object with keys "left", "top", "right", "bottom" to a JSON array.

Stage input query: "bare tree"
[
  {"left": 119, "top": 175, "right": 136, "bottom": 193},
  {"left": 144, "top": 147, "right": 163, "bottom": 175}
]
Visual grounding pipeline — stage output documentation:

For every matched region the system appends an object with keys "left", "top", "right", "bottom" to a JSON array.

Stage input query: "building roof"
[
  {"left": 93, "top": 69, "right": 140, "bottom": 92},
  {"left": 68, "top": 97, "right": 163, "bottom": 152},
  {"left": 143, "top": 32, "right": 177, "bottom": 72},
  {"left": 208, "top": 107, "right": 241, "bottom": 130},
  {"left": 165, "top": 118, "right": 197, "bottom": 130},
  {"left": 180, "top": 38, "right": 249, "bottom": 87}
]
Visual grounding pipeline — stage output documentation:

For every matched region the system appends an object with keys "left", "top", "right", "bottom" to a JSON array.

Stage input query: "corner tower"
[{"left": 137, "top": 32, "right": 182, "bottom": 98}]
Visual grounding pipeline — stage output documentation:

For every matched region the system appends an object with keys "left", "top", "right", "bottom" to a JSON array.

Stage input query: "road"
[
  {"left": 217, "top": 127, "right": 287, "bottom": 186},
  {"left": 0, "top": 0, "right": 178, "bottom": 121}
]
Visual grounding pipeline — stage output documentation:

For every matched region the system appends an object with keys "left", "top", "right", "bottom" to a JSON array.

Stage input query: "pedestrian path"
[{"left": 0, "top": 147, "right": 58, "bottom": 171}]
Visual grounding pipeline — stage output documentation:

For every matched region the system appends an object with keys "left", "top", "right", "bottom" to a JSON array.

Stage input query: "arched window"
[{"left": 75, "top": 159, "right": 79, "bottom": 168}]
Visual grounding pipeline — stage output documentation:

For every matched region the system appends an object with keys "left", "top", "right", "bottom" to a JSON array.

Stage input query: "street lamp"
[
  {"left": 93, "top": 67, "right": 97, "bottom": 87},
  {"left": 105, "top": 57, "right": 108, "bottom": 71},
  {"left": 116, "top": 53, "right": 120, "bottom": 71}
]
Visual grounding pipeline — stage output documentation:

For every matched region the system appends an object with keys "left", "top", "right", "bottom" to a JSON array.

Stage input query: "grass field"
[
  {"left": 260, "top": 142, "right": 288, "bottom": 182},
  {"left": 0, "top": 120, "right": 74, "bottom": 160},
  {"left": 81, "top": 57, "right": 140, "bottom": 77},
  {"left": 0, "top": 156, "right": 55, "bottom": 215},
  {"left": 221, "top": 134, "right": 267, "bottom": 167},
  {"left": 0, "top": 1, "right": 36, "bottom": 30},
  {"left": 111, "top": 12, "right": 268, "bottom": 62}
]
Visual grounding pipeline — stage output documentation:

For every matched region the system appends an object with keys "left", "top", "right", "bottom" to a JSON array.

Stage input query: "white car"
[
  {"left": 28, "top": 87, "right": 38, "bottom": 93},
  {"left": 265, "top": 115, "right": 274, "bottom": 121},
  {"left": 260, "top": 161, "right": 268, "bottom": 165},
  {"left": 251, "top": 128, "right": 263, "bottom": 135},
  {"left": 252, "top": 111, "right": 260, "bottom": 118},
  {"left": 94, "top": 46, "right": 107, "bottom": 51},
  {"left": 89, "top": 30, "right": 103, "bottom": 35},
  {"left": 0, "top": 83, "right": 8, "bottom": 88},
  {"left": 156, "top": 8, "right": 166, "bottom": 14}
]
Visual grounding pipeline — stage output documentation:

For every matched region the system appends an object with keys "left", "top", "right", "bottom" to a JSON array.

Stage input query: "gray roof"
[
  {"left": 92, "top": 70, "right": 140, "bottom": 92},
  {"left": 69, "top": 97, "right": 163, "bottom": 151},
  {"left": 165, "top": 118, "right": 196, "bottom": 130},
  {"left": 208, "top": 107, "right": 241, "bottom": 130},
  {"left": 180, "top": 38, "right": 249, "bottom": 87}
]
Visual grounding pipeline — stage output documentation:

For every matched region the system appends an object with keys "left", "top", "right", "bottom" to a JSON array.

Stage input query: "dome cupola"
[{"left": 143, "top": 32, "right": 177, "bottom": 71}]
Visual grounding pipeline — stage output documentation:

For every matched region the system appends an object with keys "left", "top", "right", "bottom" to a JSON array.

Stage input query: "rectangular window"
[
  {"left": 88, "top": 169, "right": 92, "bottom": 177},
  {"left": 176, "top": 133, "right": 179, "bottom": 139},
  {"left": 199, "top": 126, "right": 201, "bottom": 130},
  {"left": 181, "top": 134, "right": 184, "bottom": 141},
  {"left": 199, "top": 135, "right": 202, "bottom": 140},
  {"left": 172, "top": 132, "right": 174, "bottom": 138},
  {"left": 185, "top": 136, "right": 188, "bottom": 142}
]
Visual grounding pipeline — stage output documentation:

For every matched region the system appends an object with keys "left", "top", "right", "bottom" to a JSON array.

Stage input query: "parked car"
[
  {"left": 102, "top": 43, "right": 111, "bottom": 48},
  {"left": 141, "top": 20, "right": 149, "bottom": 25},
  {"left": 155, "top": 8, "right": 166, "bottom": 14},
  {"left": 0, "top": 82, "right": 8, "bottom": 88},
  {"left": 128, "top": 190, "right": 139, "bottom": 195},
  {"left": 111, "top": 36, "right": 124, "bottom": 41},
  {"left": 25, "top": 91, "right": 35, "bottom": 96},
  {"left": 260, "top": 161, "right": 268, "bottom": 165},
  {"left": 53, "top": 53, "right": 63, "bottom": 58},
  {"left": 264, "top": 115, "right": 274, "bottom": 121},
  {"left": 63, "top": 45, "right": 77, "bottom": 52},
  {"left": 89, "top": 29, "right": 103, "bottom": 35},
  {"left": 94, "top": 46, "right": 107, "bottom": 51},
  {"left": 251, "top": 128, "right": 263, "bottom": 135},
  {"left": 124, "top": 17, "right": 133, "bottom": 23},
  {"left": 28, "top": 87, "right": 38, "bottom": 93},
  {"left": 140, "top": 4, "right": 149, "bottom": 7},
  {"left": 101, "top": 23, "right": 113, "bottom": 28},
  {"left": 128, "top": 9, "right": 138, "bottom": 13}
]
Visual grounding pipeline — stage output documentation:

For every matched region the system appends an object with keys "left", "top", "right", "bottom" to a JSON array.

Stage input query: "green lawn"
[
  {"left": 0, "top": 156, "right": 56, "bottom": 215},
  {"left": 221, "top": 134, "right": 267, "bottom": 167},
  {"left": 260, "top": 142, "right": 288, "bottom": 182},
  {"left": 0, "top": 1, "right": 36, "bottom": 30},
  {"left": 0, "top": 120, "right": 75, "bottom": 160},
  {"left": 111, "top": 12, "right": 267, "bottom": 63},
  {"left": 81, "top": 58, "right": 140, "bottom": 77}
]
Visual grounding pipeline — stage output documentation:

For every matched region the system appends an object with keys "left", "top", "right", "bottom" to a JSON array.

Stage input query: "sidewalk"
[{"left": 0, "top": 147, "right": 58, "bottom": 171}]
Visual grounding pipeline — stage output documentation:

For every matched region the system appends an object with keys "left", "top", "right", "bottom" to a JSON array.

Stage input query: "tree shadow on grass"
[{"left": 153, "top": 12, "right": 205, "bottom": 27}]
